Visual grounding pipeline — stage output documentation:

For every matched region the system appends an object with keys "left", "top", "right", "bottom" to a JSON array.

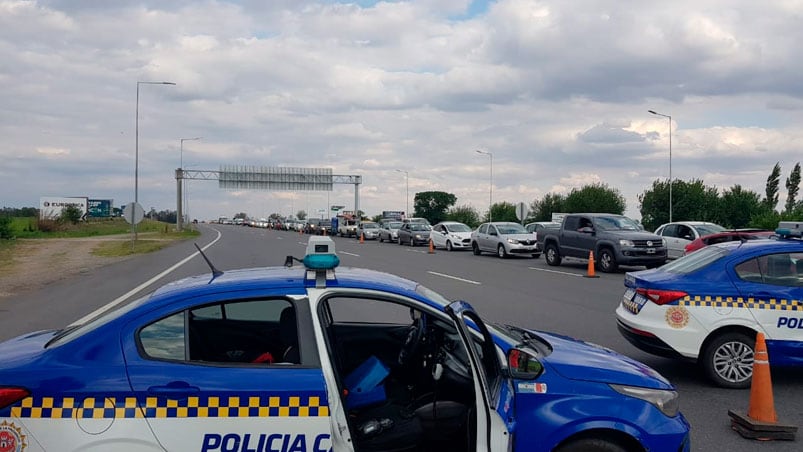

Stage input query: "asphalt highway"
[{"left": 2, "top": 224, "right": 801, "bottom": 451}]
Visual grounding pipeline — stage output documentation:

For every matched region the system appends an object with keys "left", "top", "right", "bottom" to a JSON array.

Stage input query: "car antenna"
[{"left": 194, "top": 243, "right": 224, "bottom": 277}]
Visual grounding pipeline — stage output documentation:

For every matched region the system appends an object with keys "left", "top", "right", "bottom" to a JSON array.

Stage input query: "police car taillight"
[
  {"left": 636, "top": 288, "right": 687, "bottom": 305},
  {"left": 0, "top": 387, "right": 29, "bottom": 409}
]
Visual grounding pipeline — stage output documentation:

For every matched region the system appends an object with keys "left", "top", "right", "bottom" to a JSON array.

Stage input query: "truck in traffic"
[{"left": 540, "top": 213, "right": 667, "bottom": 272}]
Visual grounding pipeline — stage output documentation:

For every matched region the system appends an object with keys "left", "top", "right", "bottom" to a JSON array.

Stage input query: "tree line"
[{"left": 408, "top": 162, "right": 803, "bottom": 231}]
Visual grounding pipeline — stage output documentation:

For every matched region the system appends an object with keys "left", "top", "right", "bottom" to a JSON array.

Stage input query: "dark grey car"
[{"left": 397, "top": 222, "right": 431, "bottom": 246}]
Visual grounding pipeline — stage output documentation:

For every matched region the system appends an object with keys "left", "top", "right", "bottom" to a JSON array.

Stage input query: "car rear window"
[{"left": 660, "top": 245, "right": 730, "bottom": 274}]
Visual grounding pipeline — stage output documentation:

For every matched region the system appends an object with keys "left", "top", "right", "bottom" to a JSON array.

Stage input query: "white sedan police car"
[
  {"left": 0, "top": 237, "right": 689, "bottom": 451},
  {"left": 617, "top": 223, "right": 803, "bottom": 388}
]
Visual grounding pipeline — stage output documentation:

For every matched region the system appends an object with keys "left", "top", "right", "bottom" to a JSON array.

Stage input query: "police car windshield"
[{"left": 661, "top": 246, "right": 730, "bottom": 274}]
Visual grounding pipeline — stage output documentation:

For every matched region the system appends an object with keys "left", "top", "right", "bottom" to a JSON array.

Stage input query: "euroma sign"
[{"left": 40, "top": 197, "right": 88, "bottom": 219}]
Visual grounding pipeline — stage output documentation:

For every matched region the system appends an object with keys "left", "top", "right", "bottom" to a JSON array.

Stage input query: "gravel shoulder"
[{"left": 0, "top": 237, "right": 135, "bottom": 299}]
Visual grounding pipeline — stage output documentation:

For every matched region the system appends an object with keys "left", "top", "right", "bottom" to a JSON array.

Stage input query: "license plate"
[{"left": 646, "top": 248, "right": 655, "bottom": 254}]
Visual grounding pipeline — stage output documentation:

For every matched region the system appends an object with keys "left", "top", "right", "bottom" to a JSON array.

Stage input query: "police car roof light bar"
[{"left": 775, "top": 221, "right": 802, "bottom": 239}]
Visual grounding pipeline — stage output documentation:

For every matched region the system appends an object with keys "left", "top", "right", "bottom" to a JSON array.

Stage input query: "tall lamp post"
[
  {"left": 475, "top": 149, "right": 493, "bottom": 222},
  {"left": 177, "top": 137, "right": 201, "bottom": 231},
  {"left": 134, "top": 81, "right": 175, "bottom": 247},
  {"left": 648, "top": 110, "right": 672, "bottom": 222},
  {"left": 395, "top": 169, "right": 409, "bottom": 217}
]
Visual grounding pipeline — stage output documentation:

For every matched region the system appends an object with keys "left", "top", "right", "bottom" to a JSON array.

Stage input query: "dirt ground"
[{"left": 0, "top": 237, "right": 133, "bottom": 299}]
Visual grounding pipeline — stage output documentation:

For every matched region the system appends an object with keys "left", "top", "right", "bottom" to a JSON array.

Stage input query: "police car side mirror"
[{"left": 507, "top": 348, "right": 544, "bottom": 380}]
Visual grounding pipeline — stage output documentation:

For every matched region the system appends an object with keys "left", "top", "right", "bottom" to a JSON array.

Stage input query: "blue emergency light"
[{"left": 303, "top": 236, "right": 340, "bottom": 270}]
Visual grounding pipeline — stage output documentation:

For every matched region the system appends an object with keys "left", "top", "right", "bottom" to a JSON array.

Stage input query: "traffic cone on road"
[
  {"left": 584, "top": 251, "right": 599, "bottom": 278},
  {"left": 728, "top": 332, "right": 797, "bottom": 441},
  {"left": 428, "top": 239, "right": 435, "bottom": 254},
  {"left": 360, "top": 232, "right": 365, "bottom": 244}
]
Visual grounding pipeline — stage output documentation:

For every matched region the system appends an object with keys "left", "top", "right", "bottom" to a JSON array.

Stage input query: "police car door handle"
[{"left": 147, "top": 382, "right": 201, "bottom": 396}]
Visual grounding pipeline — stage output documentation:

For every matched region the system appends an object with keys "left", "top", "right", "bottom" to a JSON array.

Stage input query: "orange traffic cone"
[
  {"left": 728, "top": 332, "right": 797, "bottom": 441},
  {"left": 428, "top": 239, "right": 435, "bottom": 254},
  {"left": 360, "top": 232, "right": 365, "bottom": 243},
  {"left": 584, "top": 251, "right": 599, "bottom": 278}
]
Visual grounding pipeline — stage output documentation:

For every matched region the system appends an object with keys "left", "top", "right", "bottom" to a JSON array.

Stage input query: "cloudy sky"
[{"left": 3, "top": 0, "right": 803, "bottom": 222}]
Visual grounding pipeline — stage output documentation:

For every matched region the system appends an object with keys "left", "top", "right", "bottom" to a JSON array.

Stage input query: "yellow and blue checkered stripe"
[
  {"left": 680, "top": 295, "right": 803, "bottom": 311},
  {"left": 10, "top": 393, "right": 329, "bottom": 419}
]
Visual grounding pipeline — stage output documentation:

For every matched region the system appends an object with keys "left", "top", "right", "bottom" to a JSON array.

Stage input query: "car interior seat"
[{"left": 279, "top": 307, "right": 300, "bottom": 363}]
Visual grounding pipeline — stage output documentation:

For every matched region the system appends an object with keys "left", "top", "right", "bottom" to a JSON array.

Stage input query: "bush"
[
  {"left": 59, "top": 206, "right": 83, "bottom": 225},
  {"left": 0, "top": 217, "right": 12, "bottom": 239}
]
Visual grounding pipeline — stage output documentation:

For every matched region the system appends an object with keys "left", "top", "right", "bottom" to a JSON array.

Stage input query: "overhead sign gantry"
[{"left": 175, "top": 165, "right": 362, "bottom": 231}]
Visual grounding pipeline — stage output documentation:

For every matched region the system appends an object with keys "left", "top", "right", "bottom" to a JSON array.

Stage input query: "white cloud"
[{"left": 2, "top": 0, "right": 803, "bottom": 222}]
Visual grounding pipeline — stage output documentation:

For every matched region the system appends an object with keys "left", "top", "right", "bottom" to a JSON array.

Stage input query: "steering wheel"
[{"left": 398, "top": 313, "right": 425, "bottom": 366}]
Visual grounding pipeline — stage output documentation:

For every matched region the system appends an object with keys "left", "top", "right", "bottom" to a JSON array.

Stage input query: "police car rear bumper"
[{"left": 616, "top": 319, "right": 687, "bottom": 360}]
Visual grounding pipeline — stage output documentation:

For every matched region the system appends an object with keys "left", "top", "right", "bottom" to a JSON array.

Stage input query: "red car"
[{"left": 683, "top": 229, "right": 776, "bottom": 254}]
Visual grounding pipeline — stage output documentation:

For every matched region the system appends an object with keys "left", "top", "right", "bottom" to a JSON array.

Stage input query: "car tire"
[
  {"left": 446, "top": 241, "right": 453, "bottom": 251},
  {"left": 472, "top": 242, "right": 481, "bottom": 255},
  {"left": 554, "top": 438, "right": 628, "bottom": 452},
  {"left": 497, "top": 244, "right": 508, "bottom": 258},
  {"left": 409, "top": 237, "right": 415, "bottom": 246},
  {"left": 379, "top": 236, "right": 384, "bottom": 243},
  {"left": 545, "top": 243, "right": 561, "bottom": 266},
  {"left": 398, "top": 236, "right": 403, "bottom": 246},
  {"left": 701, "top": 331, "right": 755, "bottom": 389},
  {"left": 598, "top": 248, "right": 618, "bottom": 273}
]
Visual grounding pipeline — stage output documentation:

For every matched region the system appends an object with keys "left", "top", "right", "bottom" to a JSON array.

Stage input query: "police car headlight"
[
  {"left": 507, "top": 238, "right": 520, "bottom": 244},
  {"left": 619, "top": 239, "right": 635, "bottom": 247},
  {"left": 610, "top": 384, "right": 679, "bottom": 417}
]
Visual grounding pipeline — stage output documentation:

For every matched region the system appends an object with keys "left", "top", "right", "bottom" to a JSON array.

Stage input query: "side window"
[
  {"left": 661, "top": 224, "right": 678, "bottom": 238},
  {"left": 736, "top": 253, "right": 803, "bottom": 287},
  {"left": 140, "top": 312, "right": 186, "bottom": 360},
  {"left": 139, "top": 299, "right": 298, "bottom": 364},
  {"left": 327, "top": 296, "right": 413, "bottom": 325},
  {"left": 677, "top": 225, "right": 692, "bottom": 240},
  {"left": 478, "top": 224, "right": 487, "bottom": 234},
  {"left": 563, "top": 216, "right": 579, "bottom": 230}
]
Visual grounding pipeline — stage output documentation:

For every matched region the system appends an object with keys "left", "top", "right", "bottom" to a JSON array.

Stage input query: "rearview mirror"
[{"left": 507, "top": 347, "right": 544, "bottom": 380}]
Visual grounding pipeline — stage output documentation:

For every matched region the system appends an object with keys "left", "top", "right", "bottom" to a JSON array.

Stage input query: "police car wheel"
[
  {"left": 554, "top": 438, "right": 627, "bottom": 452},
  {"left": 701, "top": 332, "right": 755, "bottom": 389}
]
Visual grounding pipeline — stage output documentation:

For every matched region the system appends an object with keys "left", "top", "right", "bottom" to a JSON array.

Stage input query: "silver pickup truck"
[{"left": 540, "top": 213, "right": 667, "bottom": 272}]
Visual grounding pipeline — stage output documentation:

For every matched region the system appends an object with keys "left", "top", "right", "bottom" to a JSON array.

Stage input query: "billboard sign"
[
  {"left": 382, "top": 210, "right": 404, "bottom": 220},
  {"left": 88, "top": 199, "right": 113, "bottom": 218},
  {"left": 40, "top": 197, "right": 88, "bottom": 219}
]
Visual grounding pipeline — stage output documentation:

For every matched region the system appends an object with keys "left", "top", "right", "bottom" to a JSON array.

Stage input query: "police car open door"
[{"left": 445, "top": 301, "right": 513, "bottom": 451}]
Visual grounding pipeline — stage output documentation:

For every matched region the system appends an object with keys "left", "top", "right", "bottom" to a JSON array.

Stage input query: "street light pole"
[
  {"left": 476, "top": 149, "right": 493, "bottom": 222},
  {"left": 648, "top": 110, "right": 672, "bottom": 222},
  {"left": 395, "top": 169, "right": 409, "bottom": 217},
  {"left": 133, "top": 81, "right": 175, "bottom": 248},
  {"left": 177, "top": 137, "right": 201, "bottom": 231}
]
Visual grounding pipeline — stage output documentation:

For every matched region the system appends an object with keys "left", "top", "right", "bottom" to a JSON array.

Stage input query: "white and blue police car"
[
  {"left": 1, "top": 236, "right": 689, "bottom": 451},
  {"left": 617, "top": 222, "right": 803, "bottom": 388}
]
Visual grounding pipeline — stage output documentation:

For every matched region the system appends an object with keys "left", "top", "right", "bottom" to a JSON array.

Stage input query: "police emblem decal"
[
  {"left": 0, "top": 420, "right": 26, "bottom": 452},
  {"left": 665, "top": 306, "right": 690, "bottom": 329}
]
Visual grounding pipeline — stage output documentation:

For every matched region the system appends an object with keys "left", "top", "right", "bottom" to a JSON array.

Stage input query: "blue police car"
[
  {"left": 617, "top": 222, "right": 803, "bottom": 388},
  {"left": 0, "top": 237, "right": 689, "bottom": 451}
]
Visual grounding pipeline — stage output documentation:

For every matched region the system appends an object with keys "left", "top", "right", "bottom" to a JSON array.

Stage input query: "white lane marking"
[
  {"left": 340, "top": 251, "right": 360, "bottom": 257},
  {"left": 528, "top": 267, "right": 584, "bottom": 277},
  {"left": 405, "top": 249, "right": 429, "bottom": 254},
  {"left": 427, "top": 271, "right": 481, "bottom": 285},
  {"left": 69, "top": 228, "right": 224, "bottom": 326}
]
